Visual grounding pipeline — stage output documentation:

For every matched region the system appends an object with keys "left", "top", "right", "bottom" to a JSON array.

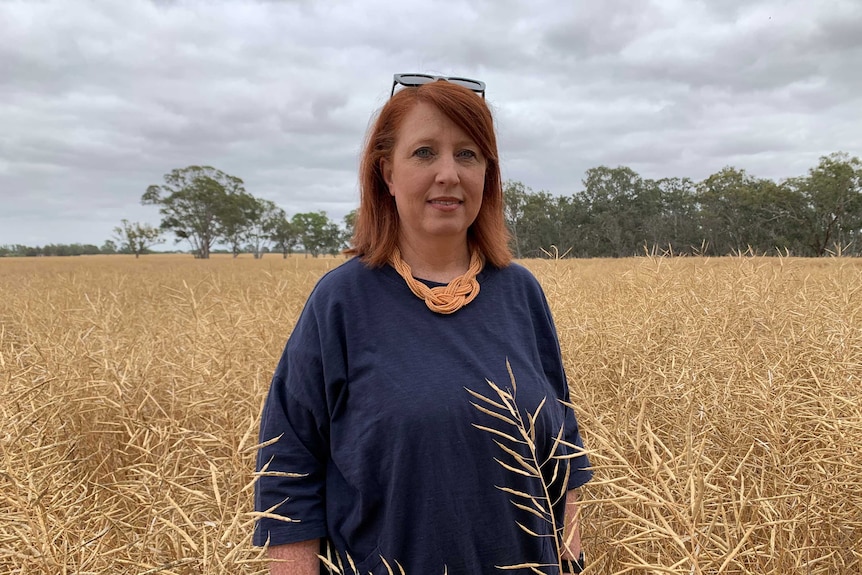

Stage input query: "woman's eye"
[
  {"left": 458, "top": 149, "right": 478, "bottom": 159},
  {"left": 413, "top": 148, "right": 433, "bottom": 159}
]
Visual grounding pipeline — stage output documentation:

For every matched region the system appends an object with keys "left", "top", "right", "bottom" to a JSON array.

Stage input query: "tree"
[
  {"left": 745, "top": 178, "right": 808, "bottom": 255},
  {"left": 292, "top": 211, "right": 341, "bottom": 257},
  {"left": 580, "top": 166, "right": 652, "bottom": 257},
  {"left": 142, "top": 165, "right": 246, "bottom": 259},
  {"left": 219, "top": 191, "right": 259, "bottom": 258},
  {"left": 555, "top": 194, "right": 590, "bottom": 257},
  {"left": 503, "top": 180, "right": 530, "bottom": 258},
  {"left": 100, "top": 239, "right": 118, "bottom": 255},
  {"left": 521, "top": 190, "right": 567, "bottom": 257},
  {"left": 655, "top": 177, "right": 700, "bottom": 254},
  {"left": 696, "top": 167, "right": 760, "bottom": 255},
  {"left": 503, "top": 180, "right": 570, "bottom": 258},
  {"left": 113, "top": 220, "right": 163, "bottom": 258},
  {"left": 794, "top": 152, "right": 862, "bottom": 256},
  {"left": 246, "top": 199, "right": 284, "bottom": 259},
  {"left": 323, "top": 218, "right": 346, "bottom": 255},
  {"left": 342, "top": 209, "right": 358, "bottom": 250},
  {"left": 271, "top": 215, "right": 300, "bottom": 258},
  {"left": 695, "top": 167, "right": 811, "bottom": 256}
]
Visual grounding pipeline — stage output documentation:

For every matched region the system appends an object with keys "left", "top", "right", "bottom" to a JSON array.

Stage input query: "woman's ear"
[{"left": 381, "top": 158, "right": 394, "bottom": 195}]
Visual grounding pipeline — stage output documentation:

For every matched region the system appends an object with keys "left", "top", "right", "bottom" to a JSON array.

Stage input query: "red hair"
[{"left": 346, "top": 80, "right": 512, "bottom": 268}]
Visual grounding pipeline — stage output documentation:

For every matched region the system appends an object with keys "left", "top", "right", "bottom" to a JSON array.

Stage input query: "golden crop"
[{"left": 2, "top": 254, "right": 860, "bottom": 574}]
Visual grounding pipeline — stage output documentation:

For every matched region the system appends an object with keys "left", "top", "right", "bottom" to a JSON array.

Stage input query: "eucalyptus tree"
[
  {"left": 580, "top": 165, "right": 654, "bottom": 257},
  {"left": 246, "top": 199, "right": 284, "bottom": 259},
  {"left": 697, "top": 167, "right": 816, "bottom": 256},
  {"left": 269, "top": 213, "right": 298, "bottom": 258},
  {"left": 219, "top": 191, "right": 259, "bottom": 257},
  {"left": 696, "top": 167, "right": 761, "bottom": 255},
  {"left": 342, "top": 209, "right": 358, "bottom": 250},
  {"left": 142, "top": 165, "right": 246, "bottom": 259},
  {"left": 503, "top": 180, "right": 572, "bottom": 258},
  {"left": 112, "top": 219, "right": 163, "bottom": 258},
  {"left": 291, "top": 211, "right": 342, "bottom": 257},
  {"left": 793, "top": 152, "right": 862, "bottom": 256},
  {"left": 503, "top": 180, "right": 529, "bottom": 258},
  {"left": 655, "top": 177, "right": 700, "bottom": 254}
]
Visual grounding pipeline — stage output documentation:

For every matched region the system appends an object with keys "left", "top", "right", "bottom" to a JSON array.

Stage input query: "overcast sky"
[{"left": 1, "top": 0, "right": 861, "bottom": 247}]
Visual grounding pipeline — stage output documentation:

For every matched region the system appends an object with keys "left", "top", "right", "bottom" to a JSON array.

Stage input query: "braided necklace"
[{"left": 389, "top": 247, "right": 483, "bottom": 314}]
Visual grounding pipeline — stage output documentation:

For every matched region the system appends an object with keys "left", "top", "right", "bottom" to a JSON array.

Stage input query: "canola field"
[{"left": 1, "top": 254, "right": 860, "bottom": 574}]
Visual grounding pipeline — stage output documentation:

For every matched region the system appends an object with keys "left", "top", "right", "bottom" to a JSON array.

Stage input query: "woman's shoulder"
[
  {"left": 502, "top": 261, "right": 538, "bottom": 279},
  {"left": 309, "top": 257, "right": 364, "bottom": 292},
  {"left": 477, "top": 262, "right": 550, "bottom": 312},
  {"left": 484, "top": 261, "right": 543, "bottom": 291},
  {"left": 307, "top": 257, "right": 389, "bottom": 305},
  {"left": 314, "top": 256, "right": 364, "bottom": 283}
]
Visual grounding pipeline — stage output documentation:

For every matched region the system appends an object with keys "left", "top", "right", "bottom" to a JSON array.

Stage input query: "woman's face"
[{"left": 382, "top": 102, "right": 486, "bottom": 250}]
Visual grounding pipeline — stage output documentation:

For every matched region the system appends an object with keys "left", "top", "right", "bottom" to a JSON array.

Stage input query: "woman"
[{"left": 254, "top": 74, "right": 592, "bottom": 575}]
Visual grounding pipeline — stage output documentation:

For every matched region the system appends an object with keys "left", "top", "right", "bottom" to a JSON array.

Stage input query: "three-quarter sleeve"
[
  {"left": 254, "top": 304, "right": 331, "bottom": 547},
  {"left": 531, "top": 279, "right": 593, "bottom": 490}
]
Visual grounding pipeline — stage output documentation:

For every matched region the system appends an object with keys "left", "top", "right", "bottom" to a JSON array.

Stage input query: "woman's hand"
[
  {"left": 561, "top": 489, "right": 582, "bottom": 559},
  {"left": 268, "top": 539, "right": 320, "bottom": 575}
]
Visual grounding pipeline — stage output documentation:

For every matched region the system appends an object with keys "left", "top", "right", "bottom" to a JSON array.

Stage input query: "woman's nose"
[{"left": 435, "top": 154, "right": 461, "bottom": 185}]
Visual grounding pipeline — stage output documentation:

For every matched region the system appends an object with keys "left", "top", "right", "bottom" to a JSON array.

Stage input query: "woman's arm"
[
  {"left": 560, "top": 489, "right": 582, "bottom": 559},
  {"left": 268, "top": 539, "right": 320, "bottom": 575}
]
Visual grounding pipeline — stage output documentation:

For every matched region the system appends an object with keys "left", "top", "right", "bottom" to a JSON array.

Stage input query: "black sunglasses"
[{"left": 390, "top": 73, "right": 486, "bottom": 99}]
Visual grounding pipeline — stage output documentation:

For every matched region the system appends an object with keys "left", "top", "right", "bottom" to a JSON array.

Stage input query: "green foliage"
[
  {"left": 654, "top": 177, "right": 700, "bottom": 254},
  {"left": 271, "top": 214, "right": 300, "bottom": 258},
  {"left": 698, "top": 166, "right": 767, "bottom": 254},
  {"left": 113, "top": 219, "right": 163, "bottom": 258},
  {"left": 504, "top": 181, "right": 578, "bottom": 258},
  {"left": 291, "top": 211, "right": 344, "bottom": 257},
  {"left": 0, "top": 243, "right": 102, "bottom": 257},
  {"left": 11, "top": 153, "right": 860, "bottom": 260},
  {"left": 141, "top": 165, "right": 351, "bottom": 259},
  {"left": 342, "top": 209, "right": 357, "bottom": 248},
  {"left": 142, "top": 165, "right": 247, "bottom": 259},
  {"left": 581, "top": 165, "right": 655, "bottom": 257},
  {"left": 100, "top": 240, "right": 118, "bottom": 255},
  {"left": 501, "top": 151, "right": 862, "bottom": 257},
  {"left": 797, "top": 152, "right": 862, "bottom": 256},
  {"left": 219, "top": 191, "right": 260, "bottom": 258},
  {"left": 246, "top": 199, "right": 284, "bottom": 259}
]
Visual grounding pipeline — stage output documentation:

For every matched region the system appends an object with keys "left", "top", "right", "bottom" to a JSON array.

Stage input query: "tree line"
[
  {"left": 4, "top": 153, "right": 860, "bottom": 259},
  {"left": 1, "top": 166, "right": 354, "bottom": 259},
  {"left": 505, "top": 151, "right": 861, "bottom": 258},
  {"left": 139, "top": 165, "right": 352, "bottom": 259},
  {"left": 0, "top": 243, "right": 107, "bottom": 257}
]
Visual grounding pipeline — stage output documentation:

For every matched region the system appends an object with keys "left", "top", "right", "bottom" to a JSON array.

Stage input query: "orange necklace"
[{"left": 389, "top": 247, "right": 483, "bottom": 314}]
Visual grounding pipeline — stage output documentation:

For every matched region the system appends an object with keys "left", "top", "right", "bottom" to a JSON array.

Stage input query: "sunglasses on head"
[{"left": 390, "top": 73, "right": 486, "bottom": 99}]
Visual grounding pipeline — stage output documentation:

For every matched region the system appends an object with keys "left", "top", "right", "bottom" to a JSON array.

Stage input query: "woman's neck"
[{"left": 397, "top": 237, "right": 471, "bottom": 283}]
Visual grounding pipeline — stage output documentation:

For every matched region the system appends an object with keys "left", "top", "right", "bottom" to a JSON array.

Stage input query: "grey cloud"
[{"left": 1, "top": 0, "right": 860, "bottom": 245}]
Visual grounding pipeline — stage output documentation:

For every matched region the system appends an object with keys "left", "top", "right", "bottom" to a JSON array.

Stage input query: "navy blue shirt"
[{"left": 255, "top": 258, "right": 592, "bottom": 574}]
